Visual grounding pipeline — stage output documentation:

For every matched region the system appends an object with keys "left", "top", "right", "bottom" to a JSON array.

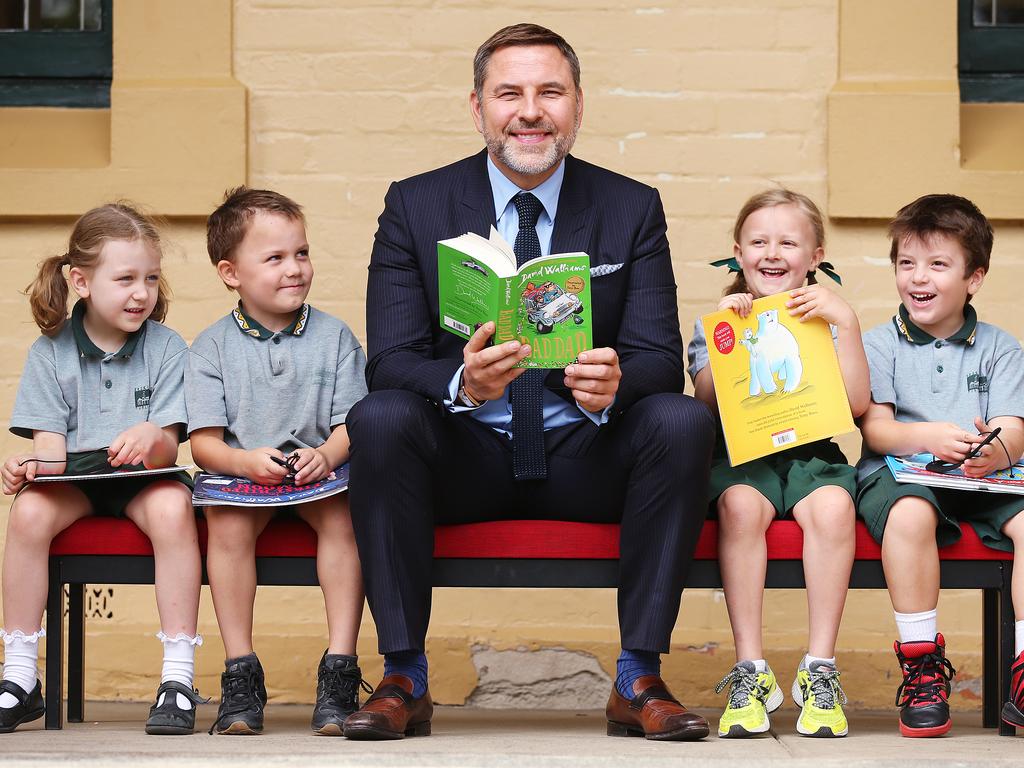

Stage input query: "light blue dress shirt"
[{"left": 444, "top": 157, "right": 608, "bottom": 435}]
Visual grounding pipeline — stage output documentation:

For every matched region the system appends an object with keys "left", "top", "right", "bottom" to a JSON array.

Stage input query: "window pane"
[
  {"left": 996, "top": 0, "right": 1024, "bottom": 24},
  {"left": 0, "top": 0, "right": 26, "bottom": 30},
  {"left": 974, "top": 0, "right": 995, "bottom": 25},
  {"left": 29, "top": 0, "right": 80, "bottom": 30},
  {"left": 82, "top": 0, "right": 99, "bottom": 30}
]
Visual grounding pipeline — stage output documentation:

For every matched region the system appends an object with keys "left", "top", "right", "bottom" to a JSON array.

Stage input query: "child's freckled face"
[
  {"left": 223, "top": 212, "right": 313, "bottom": 329},
  {"left": 894, "top": 233, "right": 984, "bottom": 339},
  {"left": 735, "top": 204, "right": 823, "bottom": 299}
]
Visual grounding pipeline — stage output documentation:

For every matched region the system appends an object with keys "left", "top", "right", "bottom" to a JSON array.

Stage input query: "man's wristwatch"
[{"left": 456, "top": 382, "right": 485, "bottom": 408}]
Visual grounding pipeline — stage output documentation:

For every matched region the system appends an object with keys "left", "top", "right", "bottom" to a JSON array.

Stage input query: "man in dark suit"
[{"left": 344, "top": 23, "right": 715, "bottom": 741}]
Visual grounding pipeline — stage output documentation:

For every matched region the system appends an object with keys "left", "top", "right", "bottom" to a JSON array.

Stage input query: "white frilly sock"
[
  {"left": 0, "top": 629, "right": 44, "bottom": 708},
  {"left": 157, "top": 632, "right": 202, "bottom": 710}
]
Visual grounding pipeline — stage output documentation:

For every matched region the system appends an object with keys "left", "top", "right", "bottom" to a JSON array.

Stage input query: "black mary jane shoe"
[
  {"left": 145, "top": 681, "right": 208, "bottom": 735},
  {"left": 0, "top": 680, "right": 45, "bottom": 733}
]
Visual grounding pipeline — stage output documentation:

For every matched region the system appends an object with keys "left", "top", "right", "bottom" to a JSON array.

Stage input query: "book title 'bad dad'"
[{"left": 437, "top": 228, "right": 593, "bottom": 369}]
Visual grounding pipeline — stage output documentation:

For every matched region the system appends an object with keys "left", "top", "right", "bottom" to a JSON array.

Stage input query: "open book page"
[{"left": 442, "top": 230, "right": 517, "bottom": 277}]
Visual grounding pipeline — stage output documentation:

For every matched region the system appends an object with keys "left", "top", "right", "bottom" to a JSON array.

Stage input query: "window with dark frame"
[
  {"left": 0, "top": 0, "right": 112, "bottom": 108},
  {"left": 959, "top": 0, "right": 1024, "bottom": 102}
]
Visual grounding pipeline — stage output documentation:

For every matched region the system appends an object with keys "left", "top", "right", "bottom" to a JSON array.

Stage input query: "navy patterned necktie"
[{"left": 510, "top": 192, "right": 547, "bottom": 480}]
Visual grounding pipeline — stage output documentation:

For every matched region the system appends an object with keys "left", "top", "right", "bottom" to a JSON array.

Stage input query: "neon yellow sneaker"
[
  {"left": 792, "top": 661, "right": 849, "bottom": 737},
  {"left": 715, "top": 661, "right": 784, "bottom": 738}
]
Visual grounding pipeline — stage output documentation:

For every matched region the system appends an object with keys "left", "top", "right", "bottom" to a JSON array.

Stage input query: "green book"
[{"left": 437, "top": 228, "right": 593, "bottom": 369}]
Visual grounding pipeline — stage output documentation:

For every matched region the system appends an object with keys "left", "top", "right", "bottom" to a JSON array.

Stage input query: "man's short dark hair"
[
  {"left": 207, "top": 186, "right": 305, "bottom": 266},
  {"left": 888, "top": 194, "right": 993, "bottom": 277},
  {"left": 473, "top": 24, "right": 581, "bottom": 100}
]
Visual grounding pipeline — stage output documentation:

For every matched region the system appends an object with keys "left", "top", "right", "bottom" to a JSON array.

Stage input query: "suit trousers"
[{"left": 347, "top": 389, "right": 716, "bottom": 655}]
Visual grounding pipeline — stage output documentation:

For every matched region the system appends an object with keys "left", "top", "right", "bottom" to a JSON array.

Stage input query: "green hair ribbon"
[{"left": 709, "top": 257, "right": 842, "bottom": 286}]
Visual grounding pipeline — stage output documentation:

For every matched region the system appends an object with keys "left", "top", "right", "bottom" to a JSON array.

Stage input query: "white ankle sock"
[
  {"left": 1016, "top": 620, "right": 1024, "bottom": 657},
  {"left": 801, "top": 653, "right": 837, "bottom": 670},
  {"left": 0, "top": 629, "right": 44, "bottom": 708},
  {"left": 894, "top": 609, "right": 937, "bottom": 643},
  {"left": 156, "top": 632, "right": 202, "bottom": 710}
]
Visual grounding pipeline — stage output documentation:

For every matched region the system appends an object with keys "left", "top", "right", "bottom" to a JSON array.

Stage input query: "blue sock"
[
  {"left": 615, "top": 649, "right": 661, "bottom": 699},
  {"left": 383, "top": 650, "right": 428, "bottom": 698}
]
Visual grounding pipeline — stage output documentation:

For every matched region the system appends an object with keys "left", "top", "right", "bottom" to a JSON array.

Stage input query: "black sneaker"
[
  {"left": 311, "top": 651, "right": 372, "bottom": 735},
  {"left": 146, "top": 680, "right": 209, "bottom": 735},
  {"left": 894, "top": 633, "right": 956, "bottom": 737},
  {"left": 209, "top": 654, "right": 267, "bottom": 735},
  {"left": 0, "top": 680, "right": 44, "bottom": 734}
]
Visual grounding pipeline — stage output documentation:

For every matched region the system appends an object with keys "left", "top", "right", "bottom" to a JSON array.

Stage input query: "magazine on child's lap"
[
  {"left": 191, "top": 464, "right": 350, "bottom": 507},
  {"left": 886, "top": 454, "right": 1024, "bottom": 496}
]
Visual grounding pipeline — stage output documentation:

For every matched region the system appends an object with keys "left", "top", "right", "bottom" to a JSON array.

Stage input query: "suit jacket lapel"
[
  {"left": 458, "top": 149, "right": 496, "bottom": 237},
  {"left": 550, "top": 155, "right": 592, "bottom": 255}
]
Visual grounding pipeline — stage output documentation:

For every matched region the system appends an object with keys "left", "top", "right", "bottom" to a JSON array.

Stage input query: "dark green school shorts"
[
  {"left": 856, "top": 466, "right": 1024, "bottom": 553},
  {"left": 708, "top": 439, "right": 857, "bottom": 518},
  {"left": 63, "top": 450, "right": 193, "bottom": 518}
]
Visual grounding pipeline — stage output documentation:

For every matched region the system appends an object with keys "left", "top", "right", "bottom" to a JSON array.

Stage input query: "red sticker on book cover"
[{"left": 713, "top": 322, "right": 735, "bottom": 354}]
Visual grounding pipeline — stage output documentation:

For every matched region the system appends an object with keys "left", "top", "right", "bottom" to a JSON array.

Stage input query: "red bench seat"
[
  {"left": 50, "top": 517, "right": 1011, "bottom": 561},
  {"left": 44, "top": 515, "right": 1016, "bottom": 734}
]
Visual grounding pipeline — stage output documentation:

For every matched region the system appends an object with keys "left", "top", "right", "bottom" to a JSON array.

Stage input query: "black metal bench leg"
[
  {"left": 1000, "top": 564, "right": 1016, "bottom": 736},
  {"left": 66, "top": 584, "right": 85, "bottom": 723},
  {"left": 44, "top": 560, "right": 64, "bottom": 730},
  {"left": 984, "top": 588, "right": 998, "bottom": 728}
]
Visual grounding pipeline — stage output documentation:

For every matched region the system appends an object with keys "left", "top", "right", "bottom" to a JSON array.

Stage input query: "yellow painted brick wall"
[{"left": 1, "top": 0, "right": 1023, "bottom": 711}]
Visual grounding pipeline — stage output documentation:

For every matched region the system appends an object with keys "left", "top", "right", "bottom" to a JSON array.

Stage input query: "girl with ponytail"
[{"left": 0, "top": 204, "right": 203, "bottom": 735}]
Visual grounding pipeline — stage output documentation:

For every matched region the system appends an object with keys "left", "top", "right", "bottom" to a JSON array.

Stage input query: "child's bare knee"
[
  {"left": 884, "top": 497, "right": 938, "bottom": 539},
  {"left": 717, "top": 487, "right": 772, "bottom": 536},
  {"left": 7, "top": 495, "right": 61, "bottom": 545},
  {"left": 798, "top": 488, "right": 855, "bottom": 532}
]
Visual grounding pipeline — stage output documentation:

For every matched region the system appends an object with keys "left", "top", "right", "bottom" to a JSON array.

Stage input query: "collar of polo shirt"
[
  {"left": 894, "top": 303, "right": 978, "bottom": 346},
  {"left": 231, "top": 302, "right": 310, "bottom": 340},
  {"left": 70, "top": 300, "right": 144, "bottom": 359}
]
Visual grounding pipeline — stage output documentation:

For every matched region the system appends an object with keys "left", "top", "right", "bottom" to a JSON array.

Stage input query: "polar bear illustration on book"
[{"left": 738, "top": 309, "right": 803, "bottom": 396}]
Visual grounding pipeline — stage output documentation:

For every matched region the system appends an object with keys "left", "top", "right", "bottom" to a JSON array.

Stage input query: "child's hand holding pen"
[
  {"left": 962, "top": 418, "right": 1012, "bottom": 478},
  {"left": 243, "top": 448, "right": 289, "bottom": 485},
  {"left": 270, "top": 449, "right": 328, "bottom": 486}
]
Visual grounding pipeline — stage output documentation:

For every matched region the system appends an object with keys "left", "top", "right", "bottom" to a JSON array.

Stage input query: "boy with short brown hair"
[
  {"left": 187, "top": 187, "right": 368, "bottom": 735},
  {"left": 857, "top": 194, "right": 1024, "bottom": 736}
]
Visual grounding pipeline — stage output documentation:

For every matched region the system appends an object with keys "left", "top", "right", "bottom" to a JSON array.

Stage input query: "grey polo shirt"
[
  {"left": 185, "top": 304, "right": 367, "bottom": 453},
  {"left": 857, "top": 304, "right": 1024, "bottom": 481},
  {"left": 10, "top": 300, "right": 188, "bottom": 451}
]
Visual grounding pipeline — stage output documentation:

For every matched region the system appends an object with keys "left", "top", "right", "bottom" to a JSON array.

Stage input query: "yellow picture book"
[{"left": 700, "top": 292, "right": 855, "bottom": 466}]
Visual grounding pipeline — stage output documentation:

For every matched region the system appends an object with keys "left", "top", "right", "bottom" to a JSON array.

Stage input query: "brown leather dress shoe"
[
  {"left": 606, "top": 674, "right": 709, "bottom": 741},
  {"left": 342, "top": 674, "right": 433, "bottom": 740}
]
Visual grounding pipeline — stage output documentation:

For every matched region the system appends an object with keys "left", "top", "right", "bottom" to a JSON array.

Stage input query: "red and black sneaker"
[
  {"left": 893, "top": 633, "right": 956, "bottom": 737},
  {"left": 1001, "top": 649, "right": 1024, "bottom": 728}
]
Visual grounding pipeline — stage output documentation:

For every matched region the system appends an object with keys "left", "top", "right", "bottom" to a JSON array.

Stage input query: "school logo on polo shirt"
[
  {"left": 135, "top": 386, "right": 152, "bottom": 408},
  {"left": 967, "top": 372, "right": 990, "bottom": 393}
]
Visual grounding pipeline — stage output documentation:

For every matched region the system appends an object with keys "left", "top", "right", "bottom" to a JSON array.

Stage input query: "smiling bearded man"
[{"left": 344, "top": 23, "right": 715, "bottom": 743}]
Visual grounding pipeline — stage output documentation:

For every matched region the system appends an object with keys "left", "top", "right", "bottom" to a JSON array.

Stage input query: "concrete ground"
[{"left": 1, "top": 704, "right": 1021, "bottom": 767}]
